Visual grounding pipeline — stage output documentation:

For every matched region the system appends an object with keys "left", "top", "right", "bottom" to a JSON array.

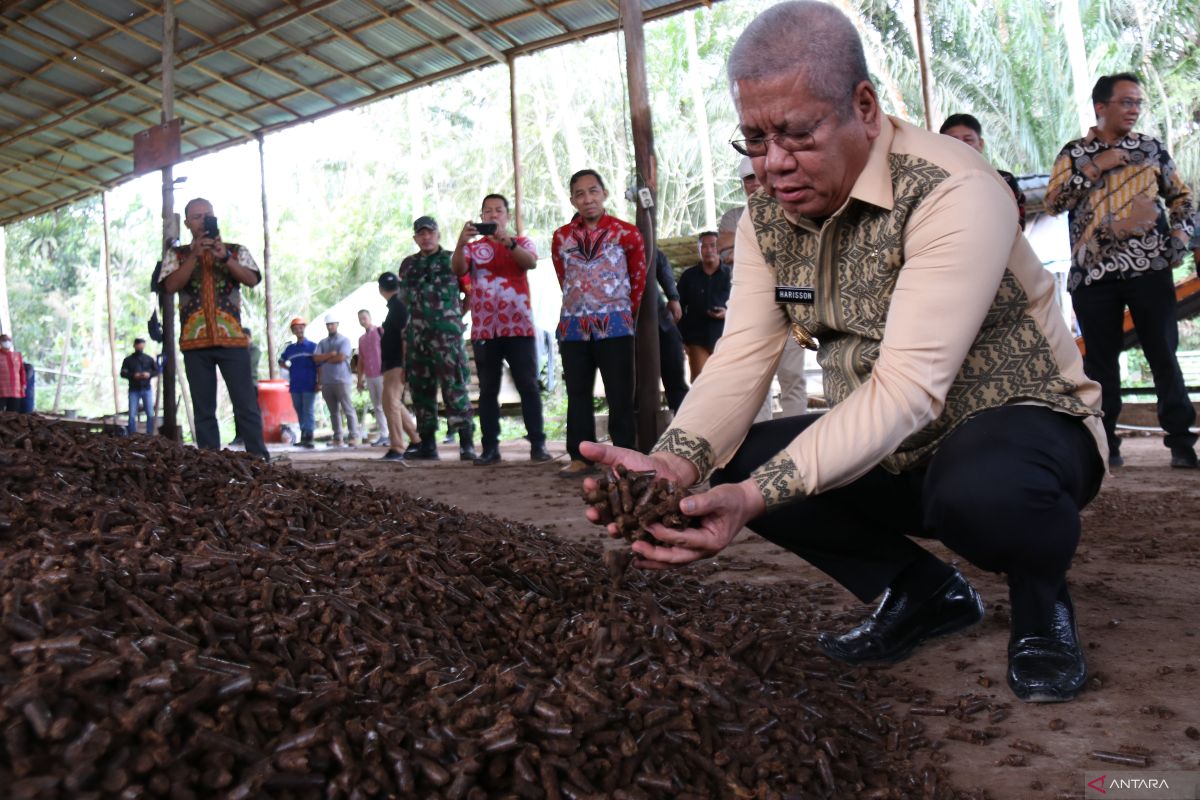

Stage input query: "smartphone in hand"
[{"left": 474, "top": 222, "right": 497, "bottom": 236}]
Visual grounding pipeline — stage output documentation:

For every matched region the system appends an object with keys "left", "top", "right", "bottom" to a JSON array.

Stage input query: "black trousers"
[
  {"left": 182, "top": 346, "right": 268, "bottom": 458},
  {"left": 560, "top": 336, "right": 636, "bottom": 461},
  {"left": 472, "top": 336, "right": 545, "bottom": 449},
  {"left": 1072, "top": 269, "right": 1197, "bottom": 453},
  {"left": 658, "top": 324, "right": 688, "bottom": 414},
  {"left": 712, "top": 406, "right": 1103, "bottom": 629},
  {"left": 1, "top": 398, "right": 22, "bottom": 412}
]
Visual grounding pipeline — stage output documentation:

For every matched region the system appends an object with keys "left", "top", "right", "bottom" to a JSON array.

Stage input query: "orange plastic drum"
[{"left": 257, "top": 379, "right": 298, "bottom": 443}]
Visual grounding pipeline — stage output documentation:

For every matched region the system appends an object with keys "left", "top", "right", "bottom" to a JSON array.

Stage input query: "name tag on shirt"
[{"left": 775, "top": 286, "right": 814, "bottom": 304}]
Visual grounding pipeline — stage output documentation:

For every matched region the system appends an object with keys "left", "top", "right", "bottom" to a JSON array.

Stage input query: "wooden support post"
[
  {"left": 508, "top": 55, "right": 524, "bottom": 236},
  {"left": 621, "top": 0, "right": 663, "bottom": 452},
  {"left": 102, "top": 193, "right": 120, "bottom": 419},
  {"left": 258, "top": 134, "right": 278, "bottom": 378},
  {"left": 159, "top": 0, "right": 180, "bottom": 441},
  {"left": 913, "top": 0, "right": 935, "bottom": 130}
]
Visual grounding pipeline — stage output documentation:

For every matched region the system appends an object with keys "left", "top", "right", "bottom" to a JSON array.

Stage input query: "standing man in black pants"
[
  {"left": 1046, "top": 72, "right": 1195, "bottom": 468},
  {"left": 158, "top": 198, "right": 268, "bottom": 459},
  {"left": 451, "top": 194, "right": 551, "bottom": 466},
  {"left": 653, "top": 248, "right": 688, "bottom": 415},
  {"left": 579, "top": 1, "right": 1106, "bottom": 704}
]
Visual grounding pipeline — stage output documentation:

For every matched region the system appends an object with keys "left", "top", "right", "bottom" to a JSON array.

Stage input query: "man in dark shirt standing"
[
  {"left": 653, "top": 248, "right": 688, "bottom": 414},
  {"left": 120, "top": 337, "right": 157, "bottom": 435},
  {"left": 377, "top": 271, "right": 416, "bottom": 462},
  {"left": 677, "top": 230, "right": 732, "bottom": 381}
]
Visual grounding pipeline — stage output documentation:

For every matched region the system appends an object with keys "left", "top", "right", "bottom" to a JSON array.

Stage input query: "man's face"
[
  {"left": 414, "top": 227, "right": 439, "bottom": 254},
  {"left": 134, "top": 342, "right": 145, "bottom": 353},
  {"left": 0, "top": 337, "right": 11, "bottom": 350},
  {"left": 741, "top": 172, "right": 761, "bottom": 197},
  {"left": 183, "top": 200, "right": 214, "bottom": 240},
  {"left": 480, "top": 198, "right": 510, "bottom": 231},
  {"left": 292, "top": 323, "right": 306, "bottom": 339},
  {"left": 699, "top": 235, "right": 720, "bottom": 268},
  {"left": 734, "top": 72, "right": 879, "bottom": 220},
  {"left": 942, "top": 125, "right": 984, "bottom": 153},
  {"left": 569, "top": 175, "right": 608, "bottom": 223},
  {"left": 1097, "top": 80, "right": 1142, "bottom": 138},
  {"left": 358, "top": 311, "right": 371, "bottom": 330},
  {"left": 325, "top": 322, "right": 338, "bottom": 336}
]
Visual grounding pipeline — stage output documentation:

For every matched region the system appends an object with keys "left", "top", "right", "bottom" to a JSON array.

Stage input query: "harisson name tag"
[{"left": 775, "top": 286, "right": 814, "bottom": 304}]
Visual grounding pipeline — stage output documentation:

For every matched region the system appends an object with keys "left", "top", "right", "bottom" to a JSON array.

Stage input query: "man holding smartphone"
[
  {"left": 158, "top": 198, "right": 268, "bottom": 459},
  {"left": 451, "top": 194, "right": 551, "bottom": 466}
]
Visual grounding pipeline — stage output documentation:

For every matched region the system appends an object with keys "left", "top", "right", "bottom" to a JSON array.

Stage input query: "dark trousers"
[
  {"left": 659, "top": 324, "right": 688, "bottom": 414},
  {"left": 560, "top": 336, "right": 636, "bottom": 461},
  {"left": 182, "top": 346, "right": 268, "bottom": 458},
  {"left": 1, "top": 398, "right": 21, "bottom": 412},
  {"left": 473, "top": 336, "right": 545, "bottom": 450},
  {"left": 712, "top": 406, "right": 1103, "bottom": 630},
  {"left": 1072, "top": 269, "right": 1197, "bottom": 453}
]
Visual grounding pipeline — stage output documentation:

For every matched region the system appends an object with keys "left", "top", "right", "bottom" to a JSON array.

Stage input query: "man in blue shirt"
[{"left": 278, "top": 316, "right": 318, "bottom": 448}]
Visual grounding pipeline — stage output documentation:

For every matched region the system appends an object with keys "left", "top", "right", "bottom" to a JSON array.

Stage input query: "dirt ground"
[{"left": 287, "top": 431, "right": 1200, "bottom": 799}]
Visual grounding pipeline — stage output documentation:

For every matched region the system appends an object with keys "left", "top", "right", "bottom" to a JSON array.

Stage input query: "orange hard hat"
[{"left": 289, "top": 316, "right": 307, "bottom": 328}]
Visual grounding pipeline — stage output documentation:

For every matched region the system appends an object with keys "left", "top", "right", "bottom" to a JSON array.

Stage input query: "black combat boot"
[{"left": 458, "top": 427, "right": 477, "bottom": 462}]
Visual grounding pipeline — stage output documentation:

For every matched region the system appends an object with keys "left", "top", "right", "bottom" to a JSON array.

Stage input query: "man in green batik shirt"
[{"left": 398, "top": 216, "right": 476, "bottom": 461}]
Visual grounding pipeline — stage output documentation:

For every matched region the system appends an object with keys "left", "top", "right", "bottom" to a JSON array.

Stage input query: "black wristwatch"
[
  {"left": 507, "top": 239, "right": 517, "bottom": 251},
  {"left": 220, "top": 248, "right": 233, "bottom": 263}
]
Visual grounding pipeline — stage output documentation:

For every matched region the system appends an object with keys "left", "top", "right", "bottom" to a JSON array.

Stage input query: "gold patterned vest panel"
[{"left": 748, "top": 154, "right": 1095, "bottom": 473}]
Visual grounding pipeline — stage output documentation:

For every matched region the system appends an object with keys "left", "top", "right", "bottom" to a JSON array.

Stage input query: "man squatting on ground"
[
  {"left": 583, "top": 0, "right": 1106, "bottom": 703},
  {"left": 158, "top": 198, "right": 268, "bottom": 459}
]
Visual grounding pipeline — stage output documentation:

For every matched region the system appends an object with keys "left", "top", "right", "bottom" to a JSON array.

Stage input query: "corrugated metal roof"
[{"left": 0, "top": 0, "right": 719, "bottom": 227}]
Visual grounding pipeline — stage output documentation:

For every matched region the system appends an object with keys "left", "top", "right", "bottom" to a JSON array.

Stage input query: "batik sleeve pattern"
[
  {"left": 650, "top": 428, "right": 716, "bottom": 483},
  {"left": 750, "top": 452, "right": 805, "bottom": 509}
]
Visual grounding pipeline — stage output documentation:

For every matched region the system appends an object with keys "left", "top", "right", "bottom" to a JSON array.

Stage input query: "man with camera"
[
  {"left": 159, "top": 198, "right": 268, "bottom": 459},
  {"left": 452, "top": 194, "right": 551, "bottom": 466}
]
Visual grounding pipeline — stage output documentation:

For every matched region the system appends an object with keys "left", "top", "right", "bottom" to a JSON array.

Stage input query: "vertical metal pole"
[
  {"left": 160, "top": 0, "right": 179, "bottom": 440},
  {"left": 621, "top": 0, "right": 663, "bottom": 452},
  {"left": 258, "top": 134, "right": 278, "bottom": 378},
  {"left": 508, "top": 55, "right": 525, "bottom": 236},
  {"left": 102, "top": 193, "right": 120, "bottom": 419}
]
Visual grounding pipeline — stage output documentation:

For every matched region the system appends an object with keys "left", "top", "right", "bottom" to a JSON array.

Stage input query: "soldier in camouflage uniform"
[{"left": 398, "top": 216, "right": 477, "bottom": 461}]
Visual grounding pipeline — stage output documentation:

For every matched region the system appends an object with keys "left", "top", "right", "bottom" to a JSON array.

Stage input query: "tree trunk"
[
  {"left": 175, "top": 341, "right": 196, "bottom": 442},
  {"left": 407, "top": 92, "right": 424, "bottom": 221},
  {"left": 684, "top": 10, "right": 716, "bottom": 230},
  {"left": 258, "top": 134, "right": 279, "bottom": 378},
  {"left": 1061, "top": 0, "right": 1092, "bottom": 136},
  {"left": 53, "top": 320, "right": 72, "bottom": 413},
  {"left": 533, "top": 100, "right": 572, "bottom": 211}
]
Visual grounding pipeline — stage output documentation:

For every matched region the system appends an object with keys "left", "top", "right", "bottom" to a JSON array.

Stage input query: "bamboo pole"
[
  {"left": 0, "top": 225, "right": 10, "bottom": 337},
  {"left": 160, "top": 0, "right": 180, "bottom": 441},
  {"left": 257, "top": 134, "right": 278, "bottom": 378},
  {"left": 620, "top": 0, "right": 663, "bottom": 452},
  {"left": 508, "top": 55, "right": 524, "bottom": 236},
  {"left": 913, "top": 0, "right": 935, "bottom": 130},
  {"left": 102, "top": 192, "right": 120, "bottom": 418}
]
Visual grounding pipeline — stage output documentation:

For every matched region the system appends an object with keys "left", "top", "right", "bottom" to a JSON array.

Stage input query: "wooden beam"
[
  {"left": 621, "top": 0, "right": 663, "bottom": 451},
  {"left": 400, "top": 0, "right": 507, "bottom": 63},
  {"left": 160, "top": 0, "right": 179, "bottom": 443},
  {"left": 913, "top": 0, "right": 935, "bottom": 130},
  {"left": 102, "top": 192, "right": 120, "bottom": 418},
  {"left": 258, "top": 134, "right": 278, "bottom": 380},
  {"left": 508, "top": 55, "right": 524, "bottom": 235}
]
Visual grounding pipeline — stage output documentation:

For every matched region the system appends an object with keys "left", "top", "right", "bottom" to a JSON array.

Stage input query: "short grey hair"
[{"left": 727, "top": 1, "right": 870, "bottom": 110}]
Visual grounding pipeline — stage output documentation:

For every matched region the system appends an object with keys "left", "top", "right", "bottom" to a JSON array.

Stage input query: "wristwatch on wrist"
[
  {"left": 220, "top": 248, "right": 233, "bottom": 264},
  {"left": 507, "top": 239, "right": 517, "bottom": 251}
]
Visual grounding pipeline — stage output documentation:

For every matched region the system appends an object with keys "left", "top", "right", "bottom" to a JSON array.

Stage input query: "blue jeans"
[
  {"left": 127, "top": 387, "right": 154, "bottom": 434},
  {"left": 291, "top": 391, "right": 316, "bottom": 435}
]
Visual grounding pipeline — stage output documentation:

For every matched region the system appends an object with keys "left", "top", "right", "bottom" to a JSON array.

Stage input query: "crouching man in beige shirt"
[{"left": 582, "top": 0, "right": 1106, "bottom": 704}]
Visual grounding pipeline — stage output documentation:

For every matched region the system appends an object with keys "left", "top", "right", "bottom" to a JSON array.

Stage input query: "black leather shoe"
[
  {"left": 530, "top": 443, "right": 552, "bottom": 462},
  {"left": 473, "top": 447, "right": 501, "bottom": 466},
  {"left": 459, "top": 445, "right": 477, "bottom": 461},
  {"left": 403, "top": 443, "right": 421, "bottom": 458},
  {"left": 1007, "top": 594, "right": 1087, "bottom": 703},
  {"left": 818, "top": 571, "right": 984, "bottom": 665},
  {"left": 1108, "top": 452, "right": 1124, "bottom": 468},
  {"left": 1170, "top": 446, "right": 1198, "bottom": 468},
  {"left": 409, "top": 442, "right": 440, "bottom": 461}
]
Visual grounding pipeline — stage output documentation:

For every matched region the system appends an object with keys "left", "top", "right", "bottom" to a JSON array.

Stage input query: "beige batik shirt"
[{"left": 653, "top": 115, "right": 1106, "bottom": 509}]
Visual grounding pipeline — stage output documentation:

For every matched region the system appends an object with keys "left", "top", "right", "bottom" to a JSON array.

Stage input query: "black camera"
[
  {"left": 203, "top": 214, "right": 220, "bottom": 238},
  {"left": 474, "top": 222, "right": 497, "bottom": 236}
]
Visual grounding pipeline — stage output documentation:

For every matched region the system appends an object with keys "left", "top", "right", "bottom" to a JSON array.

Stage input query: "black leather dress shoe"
[
  {"left": 818, "top": 571, "right": 984, "bottom": 665},
  {"left": 473, "top": 447, "right": 501, "bottom": 466},
  {"left": 530, "top": 443, "right": 552, "bottom": 462},
  {"left": 1007, "top": 594, "right": 1087, "bottom": 703}
]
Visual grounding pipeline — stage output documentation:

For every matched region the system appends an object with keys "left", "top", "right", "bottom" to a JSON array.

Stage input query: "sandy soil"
[{"left": 286, "top": 431, "right": 1200, "bottom": 799}]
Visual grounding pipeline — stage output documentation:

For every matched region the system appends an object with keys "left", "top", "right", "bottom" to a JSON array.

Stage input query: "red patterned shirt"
[
  {"left": 461, "top": 236, "right": 537, "bottom": 340},
  {"left": 551, "top": 213, "right": 646, "bottom": 341},
  {"left": 0, "top": 350, "right": 26, "bottom": 399}
]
